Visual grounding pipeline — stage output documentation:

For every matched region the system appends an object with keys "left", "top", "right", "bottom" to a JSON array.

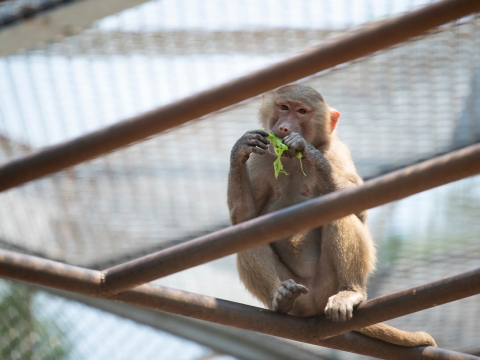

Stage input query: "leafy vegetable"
[
  {"left": 296, "top": 150, "right": 307, "bottom": 177},
  {"left": 262, "top": 129, "right": 307, "bottom": 178},
  {"left": 265, "top": 131, "right": 289, "bottom": 178}
]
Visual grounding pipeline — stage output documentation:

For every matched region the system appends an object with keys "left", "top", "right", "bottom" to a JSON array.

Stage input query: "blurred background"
[{"left": 0, "top": 0, "right": 479, "bottom": 359}]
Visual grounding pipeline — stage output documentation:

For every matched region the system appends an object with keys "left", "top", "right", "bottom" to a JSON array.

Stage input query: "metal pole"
[
  {"left": 0, "top": 248, "right": 477, "bottom": 359},
  {"left": 0, "top": 248, "right": 101, "bottom": 296},
  {"left": 118, "top": 284, "right": 478, "bottom": 360},
  {"left": 102, "top": 143, "right": 480, "bottom": 294},
  {"left": 311, "top": 268, "right": 480, "bottom": 340},
  {"left": 0, "top": 0, "right": 479, "bottom": 193}
]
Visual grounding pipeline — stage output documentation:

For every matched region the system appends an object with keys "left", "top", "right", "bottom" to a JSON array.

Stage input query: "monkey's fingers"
[
  {"left": 277, "top": 285, "right": 293, "bottom": 299},
  {"left": 283, "top": 133, "right": 305, "bottom": 147},
  {"left": 324, "top": 299, "right": 334, "bottom": 319},
  {"left": 337, "top": 303, "right": 353, "bottom": 323},
  {"left": 297, "top": 284, "right": 309, "bottom": 294},
  {"left": 247, "top": 130, "right": 270, "bottom": 145},
  {"left": 283, "top": 279, "right": 300, "bottom": 292},
  {"left": 250, "top": 147, "right": 266, "bottom": 156},
  {"left": 246, "top": 138, "right": 269, "bottom": 150},
  {"left": 254, "top": 129, "right": 270, "bottom": 138},
  {"left": 324, "top": 299, "right": 354, "bottom": 323},
  {"left": 285, "top": 149, "right": 297, "bottom": 158}
]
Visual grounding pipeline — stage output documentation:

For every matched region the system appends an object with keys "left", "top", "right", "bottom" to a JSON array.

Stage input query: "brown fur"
[{"left": 227, "top": 84, "right": 436, "bottom": 347}]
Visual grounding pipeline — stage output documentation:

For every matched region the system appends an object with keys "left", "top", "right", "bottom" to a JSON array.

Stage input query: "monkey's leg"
[
  {"left": 237, "top": 245, "right": 308, "bottom": 312},
  {"left": 323, "top": 215, "right": 376, "bottom": 322},
  {"left": 322, "top": 217, "right": 436, "bottom": 346}
]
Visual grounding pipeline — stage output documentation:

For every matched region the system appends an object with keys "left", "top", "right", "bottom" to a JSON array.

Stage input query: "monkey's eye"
[
  {"left": 280, "top": 105, "right": 289, "bottom": 110},
  {"left": 298, "top": 108, "right": 307, "bottom": 114}
]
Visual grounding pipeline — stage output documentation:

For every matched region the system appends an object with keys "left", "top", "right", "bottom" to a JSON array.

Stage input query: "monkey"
[{"left": 227, "top": 84, "right": 436, "bottom": 347}]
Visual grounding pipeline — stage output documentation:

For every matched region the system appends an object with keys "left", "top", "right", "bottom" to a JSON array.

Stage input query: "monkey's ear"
[{"left": 330, "top": 108, "right": 340, "bottom": 133}]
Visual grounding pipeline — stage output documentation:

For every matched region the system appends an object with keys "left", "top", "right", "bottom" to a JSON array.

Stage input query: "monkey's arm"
[
  {"left": 283, "top": 133, "right": 337, "bottom": 192},
  {"left": 285, "top": 133, "right": 368, "bottom": 222},
  {"left": 342, "top": 174, "right": 368, "bottom": 223},
  {"left": 228, "top": 130, "right": 270, "bottom": 224}
]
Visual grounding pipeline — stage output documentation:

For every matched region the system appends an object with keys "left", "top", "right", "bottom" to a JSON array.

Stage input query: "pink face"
[{"left": 270, "top": 100, "right": 314, "bottom": 139}]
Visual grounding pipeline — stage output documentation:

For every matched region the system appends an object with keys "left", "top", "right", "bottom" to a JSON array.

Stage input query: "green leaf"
[
  {"left": 296, "top": 151, "right": 307, "bottom": 177},
  {"left": 261, "top": 129, "right": 306, "bottom": 178}
]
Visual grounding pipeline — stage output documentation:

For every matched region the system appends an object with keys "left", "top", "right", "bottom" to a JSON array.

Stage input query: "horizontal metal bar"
[
  {"left": 102, "top": 143, "right": 480, "bottom": 294},
  {"left": 0, "top": 0, "right": 479, "bottom": 193},
  {"left": 0, "top": 248, "right": 477, "bottom": 359}
]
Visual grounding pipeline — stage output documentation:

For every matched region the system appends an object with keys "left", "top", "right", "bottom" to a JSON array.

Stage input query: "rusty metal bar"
[
  {"left": 0, "top": 248, "right": 478, "bottom": 359},
  {"left": 102, "top": 143, "right": 480, "bottom": 294},
  {"left": 0, "top": 0, "right": 479, "bottom": 193},
  {"left": 118, "top": 284, "right": 476, "bottom": 360},
  {"left": 312, "top": 267, "right": 480, "bottom": 340}
]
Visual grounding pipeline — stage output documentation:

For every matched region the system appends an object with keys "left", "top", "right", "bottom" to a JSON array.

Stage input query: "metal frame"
[
  {"left": 33, "top": 285, "right": 335, "bottom": 360},
  {"left": 0, "top": 0, "right": 479, "bottom": 193},
  {"left": 1, "top": 0, "right": 480, "bottom": 358},
  {"left": 0, "top": 0, "right": 152, "bottom": 56},
  {"left": 0, "top": 249, "right": 479, "bottom": 359},
  {"left": 101, "top": 144, "right": 480, "bottom": 294}
]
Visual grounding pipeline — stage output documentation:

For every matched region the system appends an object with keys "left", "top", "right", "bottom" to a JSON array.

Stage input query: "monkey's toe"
[
  {"left": 325, "top": 291, "right": 362, "bottom": 322},
  {"left": 272, "top": 280, "right": 308, "bottom": 313}
]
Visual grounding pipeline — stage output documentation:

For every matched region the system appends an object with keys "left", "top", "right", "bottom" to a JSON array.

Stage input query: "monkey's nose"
[{"left": 278, "top": 125, "right": 290, "bottom": 135}]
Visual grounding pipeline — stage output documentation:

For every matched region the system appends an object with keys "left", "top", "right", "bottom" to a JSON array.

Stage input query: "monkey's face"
[
  {"left": 259, "top": 85, "right": 338, "bottom": 148},
  {"left": 270, "top": 100, "right": 313, "bottom": 138}
]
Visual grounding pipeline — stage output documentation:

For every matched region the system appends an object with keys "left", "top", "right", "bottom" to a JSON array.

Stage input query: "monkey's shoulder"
[{"left": 324, "top": 139, "right": 363, "bottom": 186}]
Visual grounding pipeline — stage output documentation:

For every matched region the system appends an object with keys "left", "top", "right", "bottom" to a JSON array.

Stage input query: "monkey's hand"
[
  {"left": 231, "top": 130, "right": 270, "bottom": 164},
  {"left": 282, "top": 132, "right": 306, "bottom": 158},
  {"left": 324, "top": 290, "right": 364, "bottom": 323},
  {"left": 272, "top": 279, "right": 309, "bottom": 313}
]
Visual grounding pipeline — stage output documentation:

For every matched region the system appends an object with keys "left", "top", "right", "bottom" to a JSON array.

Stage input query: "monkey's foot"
[
  {"left": 324, "top": 290, "right": 364, "bottom": 323},
  {"left": 272, "top": 279, "right": 309, "bottom": 313}
]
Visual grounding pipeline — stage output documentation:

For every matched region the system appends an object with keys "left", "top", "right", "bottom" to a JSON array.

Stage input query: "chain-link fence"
[{"left": 1, "top": 0, "right": 479, "bottom": 359}]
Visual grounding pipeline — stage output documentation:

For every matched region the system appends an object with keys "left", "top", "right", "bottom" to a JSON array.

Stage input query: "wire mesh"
[
  {"left": 0, "top": 279, "right": 231, "bottom": 360},
  {"left": 1, "top": 0, "right": 480, "bottom": 359}
]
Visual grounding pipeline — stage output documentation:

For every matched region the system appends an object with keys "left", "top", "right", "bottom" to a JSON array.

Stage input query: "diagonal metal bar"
[
  {"left": 309, "top": 267, "right": 480, "bottom": 340},
  {"left": 0, "top": 0, "right": 479, "bottom": 193},
  {"left": 0, "top": 248, "right": 479, "bottom": 359},
  {"left": 102, "top": 143, "right": 480, "bottom": 294}
]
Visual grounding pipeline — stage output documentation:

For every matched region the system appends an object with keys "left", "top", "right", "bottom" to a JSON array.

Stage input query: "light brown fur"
[{"left": 227, "top": 84, "right": 436, "bottom": 347}]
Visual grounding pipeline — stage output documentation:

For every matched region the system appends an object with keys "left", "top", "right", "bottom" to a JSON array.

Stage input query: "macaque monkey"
[{"left": 227, "top": 84, "right": 436, "bottom": 347}]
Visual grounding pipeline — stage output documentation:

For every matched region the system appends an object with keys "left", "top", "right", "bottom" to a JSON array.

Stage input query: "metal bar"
[
  {"left": 1, "top": 0, "right": 479, "bottom": 193},
  {"left": 0, "top": 0, "right": 79, "bottom": 27},
  {"left": 0, "top": 248, "right": 101, "bottom": 296},
  {"left": 312, "top": 267, "right": 480, "bottom": 340},
  {"left": 0, "top": 249, "right": 477, "bottom": 359},
  {"left": 0, "top": 0, "right": 154, "bottom": 56},
  {"left": 33, "top": 285, "right": 334, "bottom": 360},
  {"left": 117, "top": 284, "right": 476, "bottom": 360},
  {"left": 102, "top": 143, "right": 480, "bottom": 294},
  {"left": 119, "top": 284, "right": 480, "bottom": 360}
]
